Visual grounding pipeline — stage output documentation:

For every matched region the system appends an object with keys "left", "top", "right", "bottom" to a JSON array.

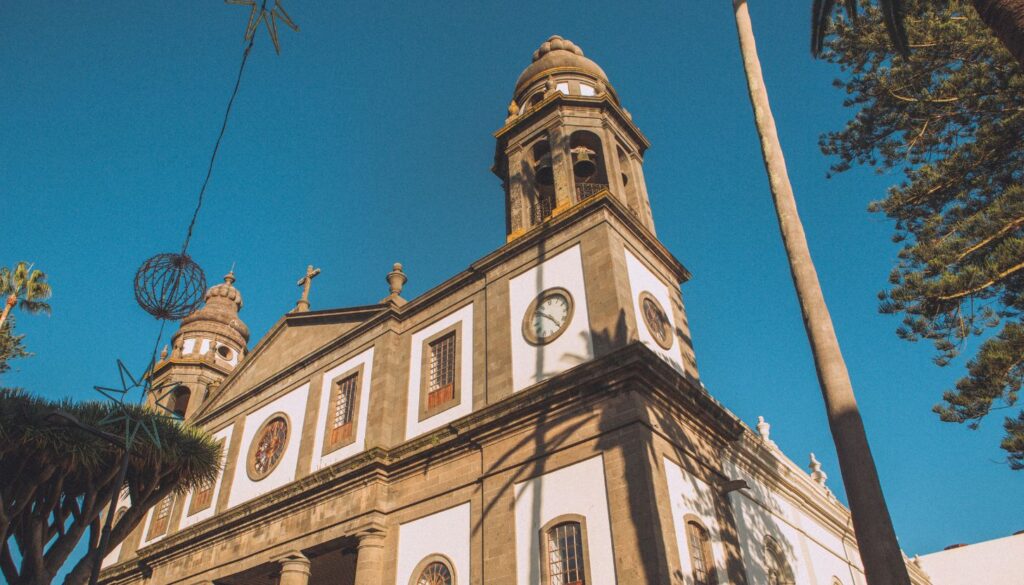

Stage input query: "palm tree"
[
  {"left": 732, "top": 1, "right": 912, "bottom": 584},
  {"left": 812, "top": 0, "right": 1024, "bottom": 68},
  {"left": 0, "top": 262, "right": 52, "bottom": 330}
]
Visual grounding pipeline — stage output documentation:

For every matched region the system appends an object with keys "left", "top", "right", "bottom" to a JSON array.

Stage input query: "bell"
[
  {"left": 535, "top": 154, "right": 554, "bottom": 186},
  {"left": 573, "top": 148, "right": 597, "bottom": 178}
]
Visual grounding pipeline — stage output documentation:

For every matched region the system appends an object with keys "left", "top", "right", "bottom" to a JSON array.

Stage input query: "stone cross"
[{"left": 294, "top": 265, "right": 321, "bottom": 313}]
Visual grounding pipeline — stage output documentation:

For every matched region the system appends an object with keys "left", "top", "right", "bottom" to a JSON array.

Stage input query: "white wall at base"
[
  {"left": 662, "top": 457, "right": 729, "bottom": 583},
  {"left": 509, "top": 244, "right": 594, "bottom": 392},
  {"left": 624, "top": 249, "right": 685, "bottom": 374},
  {"left": 312, "top": 347, "right": 375, "bottom": 470},
  {"left": 227, "top": 383, "right": 310, "bottom": 508},
  {"left": 722, "top": 458, "right": 865, "bottom": 585},
  {"left": 395, "top": 502, "right": 472, "bottom": 585},
  {"left": 513, "top": 455, "right": 616, "bottom": 585},
  {"left": 179, "top": 424, "right": 235, "bottom": 528},
  {"left": 101, "top": 491, "right": 132, "bottom": 567},
  {"left": 405, "top": 304, "right": 474, "bottom": 440}
]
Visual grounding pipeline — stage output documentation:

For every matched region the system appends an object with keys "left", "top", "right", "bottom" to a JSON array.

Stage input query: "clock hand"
[{"left": 537, "top": 311, "right": 560, "bottom": 325}]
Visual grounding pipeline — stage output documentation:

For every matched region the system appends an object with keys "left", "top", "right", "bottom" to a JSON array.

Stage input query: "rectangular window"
[
  {"left": 147, "top": 494, "right": 174, "bottom": 540},
  {"left": 330, "top": 374, "right": 358, "bottom": 444},
  {"left": 322, "top": 365, "right": 365, "bottom": 456},
  {"left": 188, "top": 439, "right": 224, "bottom": 516},
  {"left": 428, "top": 332, "right": 457, "bottom": 408},
  {"left": 418, "top": 322, "right": 464, "bottom": 422}
]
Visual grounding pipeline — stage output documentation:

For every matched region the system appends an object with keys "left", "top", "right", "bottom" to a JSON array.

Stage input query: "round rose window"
[
  {"left": 639, "top": 291, "right": 674, "bottom": 350},
  {"left": 247, "top": 414, "right": 289, "bottom": 481}
]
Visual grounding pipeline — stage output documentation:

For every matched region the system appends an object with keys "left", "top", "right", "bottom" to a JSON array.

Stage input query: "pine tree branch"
[
  {"left": 953, "top": 216, "right": 1024, "bottom": 264},
  {"left": 936, "top": 260, "right": 1024, "bottom": 301}
]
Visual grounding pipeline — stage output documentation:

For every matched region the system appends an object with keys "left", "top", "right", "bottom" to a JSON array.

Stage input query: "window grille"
[
  {"left": 546, "top": 521, "right": 586, "bottom": 585},
  {"left": 686, "top": 521, "right": 718, "bottom": 585},
  {"left": 416, "top": 561, "right": 453, "bottom": 585},
  {"left": 428, "top": 332, "right": 456, "bottom": 409},
  {"left": 148, "top": 494, "right": 174, "bottom": 539},
  {"left": 329, "top": 374, "right": 358, "bottom": 445}
]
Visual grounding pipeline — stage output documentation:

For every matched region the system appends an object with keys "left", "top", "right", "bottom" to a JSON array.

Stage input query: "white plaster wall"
[
  {"left": 513, "top": 455, "right": 616, "bottom": 585},
  {"left": 182, "top": 338, "right": 196, "bottom": 355},
  {"left": 624, "top": 249, "right": 685, "bottom": 374},
  {"left": 199, "top": 339, "right": 211, "bottom": 355},
  {"left": 312, "top": 347, "right": 375, "bottom": 470},
  {"left": 722, "top": 458, "right": 865, "bottom": 585},
  {"left": 395, "top": 503, "right": 472, "bottom": 585},
  {"left": 179, "top": 424, "right": 235, "bottom": 528},
  {"left": 101, "top": 491, "right": 132, "bottom": 567},
  {"left": 406, "top": 304, "right": 474, "bottom": 439},
  {"left": 919, "top": 533, "right": 1024, "bottom": 585},
  {"left": 227, "top": 383, "right": 310, "bottom": 508},
  {"left": 663, "top": 458, "right": 729, "bottom": 584},
  {"left": 509, "top": 245, "right": 594, "bottom": 392}
]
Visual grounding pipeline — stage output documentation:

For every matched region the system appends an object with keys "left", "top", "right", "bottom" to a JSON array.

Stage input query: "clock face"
[
  {"left": 522, "top": 288, "right": 574, "bottom": 345},
  {"left": 639, "top": 292, "right": 674, "bottom": 350}
]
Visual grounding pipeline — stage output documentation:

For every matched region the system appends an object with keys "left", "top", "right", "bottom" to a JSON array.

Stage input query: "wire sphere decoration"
[{"left": 133, "top": 253, "right": 207, "bottom": 320}]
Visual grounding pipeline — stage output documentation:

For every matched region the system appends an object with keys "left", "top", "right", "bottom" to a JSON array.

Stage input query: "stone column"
[
  {"left": 353, "top": 532, "right": 386, "bottom": 585},
  {"left": 278, "top": 552, "right": 311, "bottom": 585}
]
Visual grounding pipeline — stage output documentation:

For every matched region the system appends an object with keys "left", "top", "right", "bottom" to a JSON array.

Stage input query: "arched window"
[
  {"left": 765, "top": 536, "right": 794, "bottom": 585},
  {"left": 569, "top": 131, "right": 608, "bottom": 201},
  {"left": 410, "top": 556, "right": 455, "bottom": 585},
  {"left": 543, "top": 518, "right": 589, "bottom": 585},
  {"left": 171, "top": 386, "right": 191, "bottom": 419},
  {"left": 685, "top": 519, "right": 718, "bottom": 585}
]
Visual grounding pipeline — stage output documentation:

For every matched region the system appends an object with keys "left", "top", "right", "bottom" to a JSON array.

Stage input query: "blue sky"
[{"left": 2, "top": 0, "right": 1019, "bottom": 565}]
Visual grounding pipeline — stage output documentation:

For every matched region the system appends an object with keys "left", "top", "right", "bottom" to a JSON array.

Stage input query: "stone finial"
[
  {"left": 809, "top": 452, "right": 828, "bottom": 487},
  {"left": 160, "top": 345, "right": 169, "bottom": 360},
  {"left": 544, "top": 76, "right": 555, "bottom": 95},
  {"left": 508, "top": 100, "right": 519, "bottom": 117},
  {"left": 756, "top": 416, "right": 771, "bottom": 442},
  {"left": 595, "top": 79, "right": 607, "bottom": 96},
  {"left": 382, "top": 263, "right": 408, "bottom": 307},
  {"left": 913, "top": 554, "right": 922, "bottom": 567},
  {"left": 293, "top": 264, "right": 321, "bottom": 313}
]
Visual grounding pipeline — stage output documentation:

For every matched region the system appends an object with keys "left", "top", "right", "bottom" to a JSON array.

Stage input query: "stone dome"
[
  {"left": 178, "top": 271, "right": 250, "bottom": 343},
  {"left": 514, "top": 35, "right": 609, "bottom": 95}
]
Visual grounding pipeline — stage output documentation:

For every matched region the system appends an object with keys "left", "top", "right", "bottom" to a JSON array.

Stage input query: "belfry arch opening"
[
  {"left": 531, "top": 139, "right": 556, "bottom": 222},
  {"left": 617, "top": 145, "right": 640, "bottom": 215},
  {"left": 569, "top": 131, "right": 608, "bottom": 201},
  {"left": 171, "top": 386, "right": 191, "bottom": 419}
]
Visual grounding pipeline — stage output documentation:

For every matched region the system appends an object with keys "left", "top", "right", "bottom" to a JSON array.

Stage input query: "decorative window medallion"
[
  {"left": 638, "top": 291, "right": 674, "bottom": 350},
  {"left": 522, "top": 287, "right": 575, "bottom": 346},
  {"left": 246, "top": 413, "right": 290, "bottom": 481},
  {"left": 409, "top": 556, "right": 456, "bottom": 585},
  {"left": 323, "top": 366, "right": 365, "bottom": 455},
  {"left": 419, "top": 323, "right": 463, "bottom": 421}
]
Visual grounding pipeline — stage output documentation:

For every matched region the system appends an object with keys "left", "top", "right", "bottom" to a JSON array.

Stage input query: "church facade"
[{"left": 100, "top": 36, "right": 930, "bottom": 585}]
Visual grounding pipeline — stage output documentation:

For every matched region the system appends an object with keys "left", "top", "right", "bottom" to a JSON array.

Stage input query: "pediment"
[{"left": 196, "top": 305, "right": 388, "bottom": 418}]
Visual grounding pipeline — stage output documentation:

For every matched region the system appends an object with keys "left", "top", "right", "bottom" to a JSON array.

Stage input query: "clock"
[
  {"left": 639, "top": 291, "right": 674, "bottom": 350},
  {"left": 522, "top": 287, "right": 574, "bottom": 346}
]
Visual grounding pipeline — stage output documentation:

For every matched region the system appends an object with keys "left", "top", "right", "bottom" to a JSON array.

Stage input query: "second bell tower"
[{"left": 494, "top": 35, "right": 656, "bottom": 240}]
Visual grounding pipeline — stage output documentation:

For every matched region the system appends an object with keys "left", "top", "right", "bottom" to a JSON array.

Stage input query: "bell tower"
[
  {"left": 494, "top": 35, "right": 656, "bottom": 241},
  {"left": 149, "top": 271, "right": 250, "bottom": 420}
]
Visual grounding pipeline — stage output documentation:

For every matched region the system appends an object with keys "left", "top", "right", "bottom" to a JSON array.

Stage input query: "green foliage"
[
  {"left": 0, "top": 388, "right": 222, "bottom": 584},
  {"left": 0, "top": 262, "right": 52, "bottom": 317},
  {"left": 0, "top": 317, "right": 30, "bottom": 376},
  {"left": 820, "top": 0, "right": 1024, "bottom": 466}
]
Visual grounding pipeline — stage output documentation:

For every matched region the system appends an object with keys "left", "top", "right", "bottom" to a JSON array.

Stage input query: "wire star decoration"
[
  {"left": 227, "top": 0, "right": 299, "bottom": 54},
  {"left": 93, "top": 359, "right": 181, "bottom": 449}
]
